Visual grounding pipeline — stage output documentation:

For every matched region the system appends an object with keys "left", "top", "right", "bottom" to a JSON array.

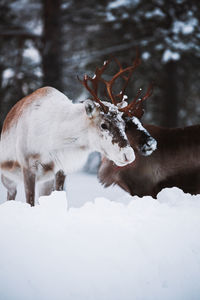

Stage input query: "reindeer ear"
[{"left": 84, "top": 100, "right": 99, "bottom": 118}]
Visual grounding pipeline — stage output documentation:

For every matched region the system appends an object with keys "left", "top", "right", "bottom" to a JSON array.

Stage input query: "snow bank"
[{"left": 0, "top": 188, "right": 200, "bottom": 300}]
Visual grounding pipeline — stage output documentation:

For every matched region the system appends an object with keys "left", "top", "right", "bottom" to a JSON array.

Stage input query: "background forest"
[{"left": 0, "top": 0, "right": 200, "bottom": 131}]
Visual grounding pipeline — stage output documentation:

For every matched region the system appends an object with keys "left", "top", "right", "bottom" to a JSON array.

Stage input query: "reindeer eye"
[{"left": 101, "top": 123, "right": 108, "bottom": 130}]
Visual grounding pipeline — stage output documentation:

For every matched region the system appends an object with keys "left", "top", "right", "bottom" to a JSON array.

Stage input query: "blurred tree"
[
  {"left": 0, "top": 0, "right": 42, "bottom": 129},
  {"left": 42, "top": 0, "right": 63, "bottom": 91}
]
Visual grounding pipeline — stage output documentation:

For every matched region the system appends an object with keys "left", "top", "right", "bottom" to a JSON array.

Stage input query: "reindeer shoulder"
[{"left": 2, "top": 87, "right": 72, "bottom": 134}]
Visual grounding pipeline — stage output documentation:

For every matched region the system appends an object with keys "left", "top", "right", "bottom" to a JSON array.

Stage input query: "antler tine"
[
  {"left": 104, "top": 63, "right": 140, "bottom": 105},
  {"left": 78, "top": 74, "right": 108, "bottom": 113},
  {"left": 140, "top": 82, "right": 154, "bottom": 101},
  {"left": 105, "top": 55, "right": 141, "bottom": 105},
  {"left": 120, "top": 87, "right": 142, "bottom": 115},
  {"left": 78, "top": 60, "right": 112, "bottom": 113},
  {"left": 120, "top": 56, "right": 141, "bottom": 99},
  {"left": 120, "top": 83, "right": 154, "bottom": 117},
  {"left": 92, "top": 60, "right": 110, "bottom": 95}
]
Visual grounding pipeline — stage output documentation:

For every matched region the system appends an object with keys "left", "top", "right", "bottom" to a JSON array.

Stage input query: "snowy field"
[{"left": 0, "top": 172, "right": 200, "bottom": 300}]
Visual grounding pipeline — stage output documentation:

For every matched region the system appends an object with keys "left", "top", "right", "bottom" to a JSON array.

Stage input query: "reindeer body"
[
  {"left": 0, "top": 86, "right": 145, "bottom": 205},
  {"left": 1, "top": 87, "right": 91, "bottom": 181},
  {"left": 98, "top": 124, "right": 200, "bottom": 198}
]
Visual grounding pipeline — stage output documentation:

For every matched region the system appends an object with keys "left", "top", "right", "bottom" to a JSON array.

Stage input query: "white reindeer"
[{"left": 0, "top": 58, "right": 156, "bottom": 206}]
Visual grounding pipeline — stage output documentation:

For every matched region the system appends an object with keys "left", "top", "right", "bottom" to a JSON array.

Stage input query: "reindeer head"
[
  {"left": 83, "top": 99, "right": 134, "bottom": 166},
  {"left": 79, "top": 55, "right": 156, "bottom": 166}
]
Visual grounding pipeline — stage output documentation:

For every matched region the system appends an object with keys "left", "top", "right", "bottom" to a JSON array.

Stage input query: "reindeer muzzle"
[
  {"left": 140, "top": 137, "right": 157, "bottom": 156},
  {"left": 114, "top": 146, "right": 135, "bottom": 167}
]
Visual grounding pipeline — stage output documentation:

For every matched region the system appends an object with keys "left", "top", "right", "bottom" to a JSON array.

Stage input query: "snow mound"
[{"left": 0, "top": 188, "right": 200, "bottom": 300}]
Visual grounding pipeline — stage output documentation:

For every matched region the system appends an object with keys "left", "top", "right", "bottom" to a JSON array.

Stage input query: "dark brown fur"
[
  {"left": 98, "top": 124, "right": 200, "bottom": 198},
  {"left": 55, "top": 170, "right": 66, "bottom": 191},
  {"left": 40, "top": 162, "right": 55, "bottom": 173}
]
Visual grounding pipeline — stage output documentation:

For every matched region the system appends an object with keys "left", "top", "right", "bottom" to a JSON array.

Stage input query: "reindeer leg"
[
  {"left": 55, "top": 170, "right": 66, "bottom": 191},
  {"left": 1, "top": 174, "right": 17, "bottom": 200},
  {"left": 23, "top": 168, "right": 36, "bottom": 206},
  {"left": 38, "top": 180, "right": 54, "bottom": 197}
]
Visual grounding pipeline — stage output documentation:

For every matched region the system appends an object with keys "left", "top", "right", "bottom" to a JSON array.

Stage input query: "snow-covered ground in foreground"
[{"left": 0, "top": 172, "right": 200, "bottom": 300}]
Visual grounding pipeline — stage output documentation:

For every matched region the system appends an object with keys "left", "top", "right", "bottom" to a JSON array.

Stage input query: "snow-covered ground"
[{"left": 0, "top": 172, "right": 200, "bottom": 300}]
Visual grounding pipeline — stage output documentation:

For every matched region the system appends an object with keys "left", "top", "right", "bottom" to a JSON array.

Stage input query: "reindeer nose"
[
  {"left": 123, "top": 153, "right": 129, "bottom": 162},
  {"left": 123, "top": 147, "right": 135, "bottom": 163},
  {"left": 141, "top": 137, "right": 157, "bottom": 156},
  {"left": 147, "top": 137, "right": 157, "bottom": 149}
]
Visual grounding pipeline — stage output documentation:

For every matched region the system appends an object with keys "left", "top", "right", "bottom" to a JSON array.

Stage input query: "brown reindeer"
[
  {"left": 99, "top": 124, "right": 200, "bottom": 198},
  {"left": 0, "top": 57, "right": 156, "bottom": 206},
  {"left": 98, "top": 66, "right": 200, "bottom": 197}
]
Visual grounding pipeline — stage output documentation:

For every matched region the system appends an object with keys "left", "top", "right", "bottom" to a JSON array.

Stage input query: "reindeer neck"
[
  {"left": 54, "top": 102, "right": 91, "bottom": 151},
  {"left": 144, "top": 124, "right": 200, "bottom": 172}
]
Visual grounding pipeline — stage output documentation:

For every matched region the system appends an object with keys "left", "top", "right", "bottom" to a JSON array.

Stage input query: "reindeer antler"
[
  {"left": 79, "top": 56, "right": 140, "bottom": 108},
  {"left": 109, "top": 56, "right": 140, "bottom": 104},
  {"left": 78, "top": 60, "right": 110, "bottom": 113},
  {"left": 79, "top": 53, "right": 153, "bottom": 118},
  {"left": 106, "top": 53, "right": 153, "bottom": 118},
  {"left": 102, "top": 56, "right": 141, "bottom": 105}
]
